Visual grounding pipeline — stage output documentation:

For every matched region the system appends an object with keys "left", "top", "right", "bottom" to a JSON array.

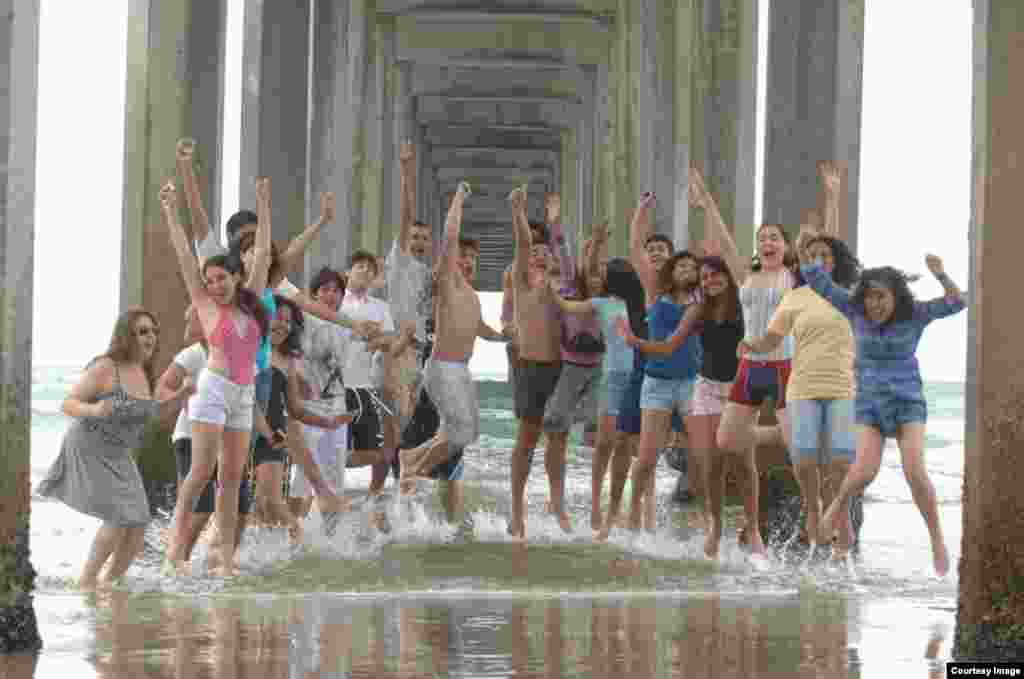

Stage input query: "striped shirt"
[
  {"left": 801, "top": 263, "right": 966, "bottom": 403},
  {"left": 740, "top": 268, "right": 795, "bottom": 361}
]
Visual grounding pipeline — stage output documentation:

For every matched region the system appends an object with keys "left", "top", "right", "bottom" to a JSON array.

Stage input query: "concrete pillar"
[
  {"left": 305, "top": 0, "right": 368, "bottom": 278},
  {"left": 689, "top": 0, "right": 759, "bottom": 255},
  {"left": 955, "top": 0, "right": 1024, "bottom": 660},
  {"left": 0, "top": 0, "right": 42, "bottom": 654},
  {"left": 359, "top": 14, "right": 397, "bottom": 256},
  {"left": 121, "top": 0, "right": 227, "bottom": 371},
  {"left": 239, "top": 0, "right": 310, "bottom": 271},
  {"left": 762, "top": 0, "right": 864, "bottom": 249},
  {"left": 388, "top": 59, "right": 415, "bottom": 248},
  {"left": 576, "top": 66, "right": 596, "bottom": 238},
  {"left": 559, "top": 128, "right": 578, "bottom": 243}
]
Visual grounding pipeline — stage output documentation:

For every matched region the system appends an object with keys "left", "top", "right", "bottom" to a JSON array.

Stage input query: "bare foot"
[
  {"left": 590, "top": 511, "right": 603, "bottom": 532},
  {"left": 209, "top": 563, "right": 238, "bottom": 578},
  {"left": 371, "top": 510, "right": 391, "bottom": 534},
  {"left": 703, "top": 517, "right": 721, "bottom": 560},
  {"left": 818, "top": 501, "right": 839, "bottom": 544},
  {"left": 77, "top": 576, "right": 99, "bottom": 590},
  {"left": 933, "top": 542, "right": 949, "bottom": 577},
  {"left": 594, "top": 522, "right": 613, "bottom": 543},
  {"left": 506, "top": 518, "right": 526, "bottom": 541}
]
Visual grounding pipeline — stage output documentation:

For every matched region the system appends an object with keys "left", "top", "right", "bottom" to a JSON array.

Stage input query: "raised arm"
[
  {"left": 547, "top": 277, "right": 595, "bottom": 315},
  {"left": 160, "top": 181, "right": 206, "bottom": 303},
  {"left": 279, "top": 192, "right": 335, "bottom": 274},
  {"left": 175, "top": 138, "right": 216, "bottom": 252},
  {"left": 689, "top": 165, "right": 747, "bottom": 283},
  {"left": 546, "top": 193, "right": 576, "bottom": 290},
  {"left": 246, "top": 177, "right": 273, "bottom": 292},
  {"left": 397, "top": 140, "right": 417, "bottom": 255},
  {"left": 436, "top": 182, "right": 470, "bottom": 289},
  {"left": 796, "top": 231, "right": 855, "bottom": 317},
  {"left": 819, "top": 161, "right": 842, "bottom": 237},
  {"left": 510, "top": 186, "right": 531, "bottom": 287},
  {"left": 500, "top": 266, "right": 516, "bottom": 338},
  {"left": 281, "top": 289, "right": 380, "bottom": 339},
  {"left": 917, "top": 254, "right": 967, "bottom": 322},
  {"left": 629, "top": 193, "right": 658, "bottom": 299},
  {"left": 585, "top": 222, "right": 610, "bottom": 282}
]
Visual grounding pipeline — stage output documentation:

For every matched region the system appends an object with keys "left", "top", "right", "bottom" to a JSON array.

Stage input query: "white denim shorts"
[{"left": 187, "top": 370, "right": 255, "bottom": 432}]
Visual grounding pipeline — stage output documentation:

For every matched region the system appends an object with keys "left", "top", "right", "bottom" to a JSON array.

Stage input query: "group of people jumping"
[{"left": 36, "top": 137, "right": 964, "bottom": 586}]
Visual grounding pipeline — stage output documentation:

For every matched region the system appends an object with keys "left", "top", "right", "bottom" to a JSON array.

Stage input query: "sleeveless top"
[
  {"left": 208, "top": 303, "right": 261, "bottom": 385},
  {"left": 266, "top": 365, "right": 290, "bottom": 433},
  {"left": 739, "top": 268, "right": 794, "bottom": 361},
  {"left": 700, "top": 316, "right": 745, "bottom": 382},
  {"left": 643, "top": 295, "right": 702, "bottom": 380}
]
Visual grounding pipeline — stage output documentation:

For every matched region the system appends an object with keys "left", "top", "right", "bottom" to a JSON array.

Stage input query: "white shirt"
[
  {"left": 300, "top": 313, "right": 353, "bottom": 417},
  {"left": 340, "top": 290, "right": 394, "bottom": 388},
  {"left": 171, "top": 343, "right": 208, "bottom": 442}
]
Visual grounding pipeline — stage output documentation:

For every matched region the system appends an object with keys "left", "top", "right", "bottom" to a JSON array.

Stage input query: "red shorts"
[{"left": 727, "top": 358, "right": 792, "bottom": 410}]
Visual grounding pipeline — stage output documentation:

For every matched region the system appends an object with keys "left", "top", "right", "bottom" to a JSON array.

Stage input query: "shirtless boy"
[
  {"left": 507, "top": 185, "right": 564, "bottom": 540},
  {"left": 398, "top": 182, "right": 501, "bottom": 519}
]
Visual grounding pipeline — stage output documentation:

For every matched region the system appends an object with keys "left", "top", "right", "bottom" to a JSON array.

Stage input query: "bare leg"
[
  {"left": 687, "top": 413, "right": 723, "bottom": 558},
  {"left": 101, "top": 526, "right": 147, "bottom": 583},
  {"left": 510, "top": 420, "right": 543, "bottom": 539},
  {"left": 628, "top": 409, "right": 670, "bottom": 531},
  {"left": 896, "top": 423, "right": 948, "bottom": 576},
  {"left": 212, "top": 428, "right": 251, "bottom": 576},
  {"left": 80, "top": 524, "right": 121, "bottom": 588},
  {"left": 369, "top": 413, "right": 400, "bottom": 495},
  {"left": 595, "top": 433, "right": 637, "bottom": 541},
  {"left": 793, "top": 460, "right": 821, "bottom": 551},
  {"left": 591, "top": 415, "right": 618, "bottom": 530},
  {"left": 183, "top": 513, "right": 212, "bottom": 561},
  {"left": 822, "top": 459, "right": 851, "bottom": 557},
  {"left": 544, "top": 432, "right": 572, "bottom": 532},
  {"left": 716, "top": 403, "right": 768, "bottom": 555},
  {"left": 440, "top": 480, "right": 464, "bottom": 523},
  {"left": 166, "top": 426, "right": 221, "bottom": 566},
  {"left": 255, "top": 462, "right": 302, "bottom": 542},
  {"left": 820, "top": 426, "right": 883, "bottom": 543}
]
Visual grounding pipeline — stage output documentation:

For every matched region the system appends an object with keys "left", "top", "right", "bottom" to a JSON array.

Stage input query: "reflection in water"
[{"left": 33, "top": 589, "right": 890, "bottom": 678}]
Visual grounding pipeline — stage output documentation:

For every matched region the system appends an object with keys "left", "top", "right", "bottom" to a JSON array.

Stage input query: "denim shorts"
[
  {"left": 787, "top": 398, "right": 856, "bottom": 464},
  {"left": 639, "top": 375, "right": 696, "bottom": 415},
  {"left": 598, "top": 370, "right": 633, "bottom": 417},
  {"left": 856, "top": 395, "right": 927, "bottom": 438}
]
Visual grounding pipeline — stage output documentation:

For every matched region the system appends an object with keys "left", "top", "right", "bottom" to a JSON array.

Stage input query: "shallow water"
[{"left": 20, "top": 369, "right": 967, "bottom": 676}]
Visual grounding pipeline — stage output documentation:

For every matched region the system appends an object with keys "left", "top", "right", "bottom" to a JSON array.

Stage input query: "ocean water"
[{"left": 21, "top": 364, "right": 968, "bottom": 677}]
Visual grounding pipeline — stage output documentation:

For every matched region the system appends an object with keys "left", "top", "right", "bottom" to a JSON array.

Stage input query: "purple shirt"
[{"left": 550, "top": 221, "right": 603, "bottom": 367}]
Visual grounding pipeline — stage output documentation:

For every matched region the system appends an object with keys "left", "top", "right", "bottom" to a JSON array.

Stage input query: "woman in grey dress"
[{"left": 37, "top": 308, "right": 194, "bottom": 587}]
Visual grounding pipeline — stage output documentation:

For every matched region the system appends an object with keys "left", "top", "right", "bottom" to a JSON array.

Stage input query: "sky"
[{"left": 31, "top": 0, "right": 972, "bottom": 382}]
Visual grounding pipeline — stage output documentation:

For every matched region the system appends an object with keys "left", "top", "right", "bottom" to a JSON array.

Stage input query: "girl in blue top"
[
  {"left": 551, "top": 255, "right": 647, "bottom": 537},
  {"left": 805, "top": 246, "right": 966, "bottom": 577}
]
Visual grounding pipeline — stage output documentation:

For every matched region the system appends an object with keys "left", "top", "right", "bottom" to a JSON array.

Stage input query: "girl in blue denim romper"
[{"left": 804, "top": 252, "right": 966, "bottom": 576}]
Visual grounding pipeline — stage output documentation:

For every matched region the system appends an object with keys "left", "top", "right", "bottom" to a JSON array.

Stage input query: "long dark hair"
[
  {"left": 603, "top": 258, "right": 648, "bottom": 339},
  {"left": 699, "top": 256, "right": 741, "bottom": 323},
  {"left": 806, "top": 235, "right": 862, "bottom": 288},
  {"left": 851, "top": 266, "right": 917, "bottom": 324},
  {"left": 88, "top": 307, "right": 160, "bottom": 392},
  {"left": 202, "top": 254, "right": 270, "bottom": 339},
  {"left": 657, "top": 250, "right": 700, "bottom": 296},
  {"left": 272, "top": 295, "right": 304, "bottom": 357},
  {"left": 234, "top": 232, "right": 283, "bottom": 285},
  {"left": 751, "top": 223, "right": 797, "bottom": 272}
]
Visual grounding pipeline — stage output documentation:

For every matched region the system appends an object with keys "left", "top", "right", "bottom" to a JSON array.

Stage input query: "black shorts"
[
  {"left": 513, "top": 359, "right": 562, "bottom": 422},
  {"left": 252, "top": 435, "right": 287, "bottom": 466},
  {"left": 174, "top": 439, "right": 251, "bottom": 515},
  {"left": 346, "top": 387, "right": 387, "bottom": 452}
]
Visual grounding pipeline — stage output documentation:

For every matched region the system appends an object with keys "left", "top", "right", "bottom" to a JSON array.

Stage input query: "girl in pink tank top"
[{"left": 160, "top": 178, "right": 272, "bottom": 576}]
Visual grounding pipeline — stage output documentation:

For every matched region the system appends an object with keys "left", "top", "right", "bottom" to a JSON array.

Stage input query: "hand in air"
[
  {"left": 320, "top": 192, "right": 336, "bottom": 223},
  {"left": 399, "top": 140, "right": 415, "bottom": 164},
  {"left": 925, "top": 254, "right": 945, "bottom": 276},
  {"left": 687, "top": 165, "right": 708, "bottom": 209},
  {"left": 176, "top": 137, "right": 196, "bottom": 162},
  {"left": 159, "top": 180, "right": 178, "bottom": 211},
  {"left": 508, "top": 185, "right": 527, "bottom": 211},
  {"left": 818, "top": 161, "right": 842, "bottom": 195},
  {"left": 255, "top": 176, "right": 271, "bottom": 203},
  {"left": 699, "top": 239, "right": 723, "bottom": 258},
  {"left": 639, "top": 191, "right": 656, "bottom": 209},
  {"left": 592, "top": 221, "right": 610, "bottom": 244},
  {"left": 795, "top": 226, "right": 819, "bottom": 264},
  {"left": 545, "top": 193, "right": 562, "bottom": 224}
]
